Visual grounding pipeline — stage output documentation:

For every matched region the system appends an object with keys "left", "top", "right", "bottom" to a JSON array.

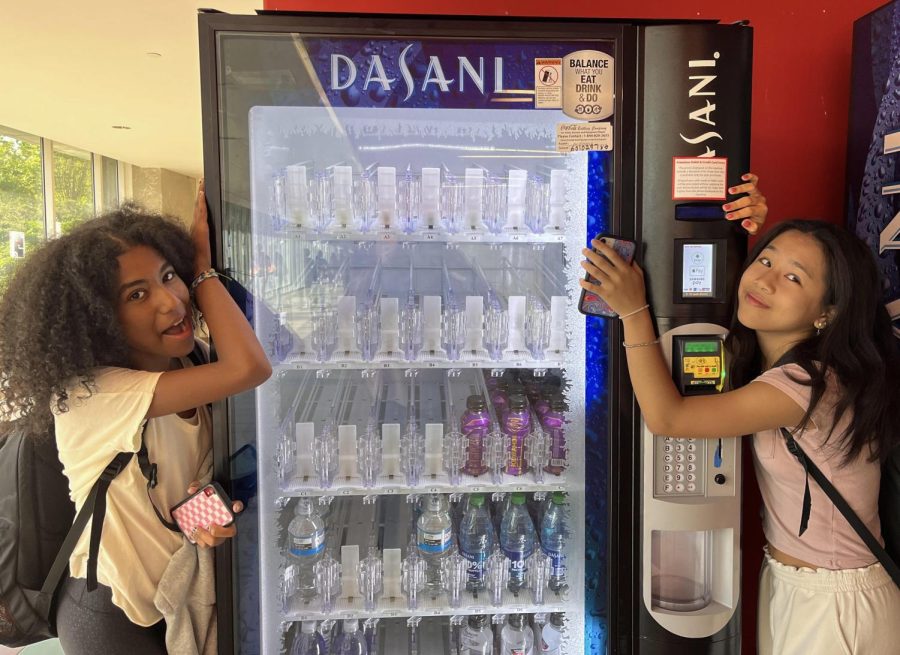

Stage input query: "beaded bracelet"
[
  {"left": 622, "top": 339, "right": 659, "bottom": 349},
  {"left": 618, "top": 304, "right": 649, "bottom": 320},
  {"left": 190, "top": 269, "right": 220, "bottom": 293}
]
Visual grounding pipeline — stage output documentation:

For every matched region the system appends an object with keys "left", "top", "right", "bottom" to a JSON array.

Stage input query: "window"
[
  {"left": 0, "top": 126, "right": 44, "bottom": 290},
  {"left": 98, "top": 155, "right": 119, "bottom": 211},
  {"left": 52, "top": 142, "right": 94, "bottom": 234}
]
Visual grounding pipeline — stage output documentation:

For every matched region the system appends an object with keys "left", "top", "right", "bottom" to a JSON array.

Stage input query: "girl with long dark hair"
[{"left": 581, "top": 219, "right": 900, "bottom": 653}]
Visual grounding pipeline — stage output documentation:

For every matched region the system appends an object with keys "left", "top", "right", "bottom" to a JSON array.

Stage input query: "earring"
[{"left": 814, "top": 319, "right": 827, "bottom": 335}]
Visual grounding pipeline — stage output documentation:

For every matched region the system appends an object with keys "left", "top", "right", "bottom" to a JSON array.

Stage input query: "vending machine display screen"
[{"left": 681, "top": 243, "right": 715, "bottom": 298}]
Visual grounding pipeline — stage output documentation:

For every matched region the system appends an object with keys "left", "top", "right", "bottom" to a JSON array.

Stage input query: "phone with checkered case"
[{"left": 170, "top": 482, "right": 235, "bottom": 544}]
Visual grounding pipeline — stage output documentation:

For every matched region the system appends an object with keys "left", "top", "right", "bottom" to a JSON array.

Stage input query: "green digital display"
[{"left": 685, "top": 341, "right": 719, "bottom": 353}]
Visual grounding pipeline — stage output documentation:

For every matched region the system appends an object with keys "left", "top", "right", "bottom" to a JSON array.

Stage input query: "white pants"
[{"left": 758, "top": 548, "right": 900, "bottom": 654}]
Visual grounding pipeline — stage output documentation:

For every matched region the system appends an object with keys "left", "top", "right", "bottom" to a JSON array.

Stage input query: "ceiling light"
[
  {"left": 112, "top": 125, "right": 132, "bottom": 130},
  {"left": 146, "top": 52, "right": 163, "bottom": 58}
]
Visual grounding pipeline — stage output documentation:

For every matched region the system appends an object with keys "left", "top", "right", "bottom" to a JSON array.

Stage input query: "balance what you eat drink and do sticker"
[{"left": 543, "top": 50, "right": 615, "bottom": 153}]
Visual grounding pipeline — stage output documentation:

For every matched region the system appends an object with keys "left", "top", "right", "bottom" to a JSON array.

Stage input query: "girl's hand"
[
  {"left": 579, "top": 238, "right": 647, "bottom": 316},
  {"left": 191, "top": 180, "right": 213, "bottom": 277},
  {"left": 723, "top": 172, "right": 767, "bottom": 235},
  {"left": 185, "top": 479, "right": 245, "bottom": 549}
]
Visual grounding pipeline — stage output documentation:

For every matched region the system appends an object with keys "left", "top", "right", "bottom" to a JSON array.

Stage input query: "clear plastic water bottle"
[
  {"left": 499, "top": 492, "right": 536, "bottom": 595},
  {"left": 540, "top": 492, "right": 569, "bottom": 593},
  {"left": 332, "top": 619, "right": 368, "bottom": 655},
  {"left": 416, "top": 493, "right": 453, "bottom": 595},
  {"left": 461, "top": 395, "right": 491, "bottom": 476},
  {"left": 291, "top": 621, "right": 327, "bottom": 655},
  {"left": 539, "top": 613, "right": 564, "bottom": 654},
  {"left": 500, "top": 614, "right": 534, "bottom": 655},
  {"left": 287, "top": 498, "right": 326, "bottom": 600},
  {"left": 541, "top": 396, "right": 567, "bottom": 475},
  {"left": 503, "top": 395, "right": 531, "bottom": 476},
  {"left": 459, "top": 614, "right": 494, "bottom": 655},
  {"left": 458, "top": 493, "right": 494, "bottom": 595}
]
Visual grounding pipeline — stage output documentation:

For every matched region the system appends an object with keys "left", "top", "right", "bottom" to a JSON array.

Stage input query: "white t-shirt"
[{"left": 54, "top": 361, "right": 212, "bottom": 626}]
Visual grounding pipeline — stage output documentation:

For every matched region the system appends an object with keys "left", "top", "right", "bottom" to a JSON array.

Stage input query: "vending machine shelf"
[
  {"left": 280, "top": 474, "right": 570, "bottom": 498},
  {"left": 283, "top": 592, "right": 569, "bottom": 622}
]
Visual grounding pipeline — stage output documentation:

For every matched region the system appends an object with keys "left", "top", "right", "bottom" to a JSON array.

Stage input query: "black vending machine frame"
[{"left": 197, "top": 11, "right": 750, "bottom": 655}]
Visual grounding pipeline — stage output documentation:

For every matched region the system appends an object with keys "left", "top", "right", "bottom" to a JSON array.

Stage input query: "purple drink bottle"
[
  {"left": 503, "top": 394, "right": 531, "bottom": 476},
  {"left": 461, "top": 395, "right": 491, "bottom": 476},
  {"left": 532, "top": 374, "right": 561, "bottom": 419},
  {"left": 542, "top": 395, "right": 568, "bottom": 475},
  {"left": 490, "top": 381, "right": 510, "bottom": 419}
]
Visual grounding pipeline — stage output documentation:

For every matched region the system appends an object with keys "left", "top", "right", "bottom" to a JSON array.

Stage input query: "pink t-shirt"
[{"left": 751, "top": 363, "right": 882, "bottom": 569}]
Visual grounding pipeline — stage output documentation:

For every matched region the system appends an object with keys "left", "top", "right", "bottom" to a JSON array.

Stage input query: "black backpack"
[
  {"left": 0, "top": 346, "right": 205, "bottom": 646},
  {"left": 782, "top": 427, "right": 900, "bottom": 587}
]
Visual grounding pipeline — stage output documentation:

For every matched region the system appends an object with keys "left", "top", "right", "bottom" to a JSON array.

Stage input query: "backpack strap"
[
  {"left": 40, "top": 450, "right": 135, "bottom": 598},
  {"left": 780, "top": 427, "right": 900, "bottom": 587}
]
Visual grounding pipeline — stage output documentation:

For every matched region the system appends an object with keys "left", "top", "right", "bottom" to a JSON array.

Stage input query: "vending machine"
[{"left": 198, "top": 11, "right": 752, "bottom": 654}]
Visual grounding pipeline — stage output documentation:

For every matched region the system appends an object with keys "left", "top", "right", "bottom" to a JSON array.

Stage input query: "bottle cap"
[
  {"left": 510, "top": 492, "right": 526, "bottom": 505},
  {"left": 542, "top": 374, "right": 562, "bottom": 389},
  {"left": 295, "top": 498, "right": 313, "bottom": 515},
  {"left": 425, "top": 493, "right": 445, "bottom": 512},
  {"left": 551, "top": 491, "right": 567, "bottom": 505},
  {"left": 468, "top": 614, "right": 488, "bottom": 629},
  {"left": 301, "top": 621, "right": 317, "bottom": 634},
  {"left": 549, "top": 395, "right": 567, "bottom": 412},
  {"left": 466, "top": 394, "right": 487, "bottom": 411},
  {"left": 344, "top": 619, "right": 359, "bottom": 632},
  {"left": 507, "top": 613, "right": 526, "bottom": 628},
  {"left": 550, "top": 612, "right": 565, "bottom": 627},
  {"left": 508, "top": 394, "right": 528, "bottom": 411},
  {"left": 470, "top": 493, "right": 485, "bottom": 508}
]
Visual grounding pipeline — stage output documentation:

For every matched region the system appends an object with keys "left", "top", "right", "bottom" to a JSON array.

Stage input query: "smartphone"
[
  {"left": 578, "top": 234, "right": 637, "bottom": 318},
  {"left": 170, "top": 481, "right": 235, "bottom": 544}
]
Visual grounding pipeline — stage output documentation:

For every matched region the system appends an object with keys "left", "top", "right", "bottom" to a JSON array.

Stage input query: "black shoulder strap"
[
  {"left": 40, "top": 450, "right": 135, "bottom": 598},
  {"left": 780, "top": 427, "right": 900, "bottom": 587}
]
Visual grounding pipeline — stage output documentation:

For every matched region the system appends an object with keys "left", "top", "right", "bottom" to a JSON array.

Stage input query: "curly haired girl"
[{"left": 0, "top": 183, "right": 271, "bottom": 654}]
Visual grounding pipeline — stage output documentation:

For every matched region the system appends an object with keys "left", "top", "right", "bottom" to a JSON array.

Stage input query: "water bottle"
[
  {"left": 539, "top": 613, "right": 564, "bottom": 654},
  {"left": 416, "top": 493, "right": 453, "bottom": 595},
  {"left": 499, "top": 492, "right": 536, "bottom": 595},
  {"left": 541, "top": 396, "right": 567, "bottom": 475},
  {"left": 461, "top": 395, "right": 491, "bottom": 476},
  {"left": 540, "top": 492, "right": 569, "bottom": 592},
  {"left": 503, "top": 395, "right": 531, "bottom": 476},
  {"left": 459, "top": 614, "right": 494, "bottom": 655},
  {"left": 332, "top": 619, "right": 367, "bottom": 655},
  {"left": 458, "top": 493, "right": 494, "bottom": 595},
  {"left": 287, "top": 498, "right": 327, "bottom": 600},
  {"left": 500, "top": 614, "right": 534, "bottom": 655},
  {"left": 291, "top": 621, "right": 327, "bottom": 655}
]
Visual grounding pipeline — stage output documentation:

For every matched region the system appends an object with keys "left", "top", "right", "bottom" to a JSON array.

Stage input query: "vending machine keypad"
[{"left": 655, "top": 436, "right": 706, "bottom": 497}]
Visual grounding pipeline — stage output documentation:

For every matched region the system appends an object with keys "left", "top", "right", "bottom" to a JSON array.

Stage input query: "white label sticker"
[
  {"left": 8, "top": 231, "right": 24, "bottom": 259},
  {"left": 556, "top": 122, "right": 613, "bottom": 152},
  {"left": 562, "top": 50, "right": 614, "bottom": 121},
  {"left": 534, "top": 58, "right": 562, "bottom": 108},
  {"left": 672, "top": 157, "right": 728, "bottom": 200}
]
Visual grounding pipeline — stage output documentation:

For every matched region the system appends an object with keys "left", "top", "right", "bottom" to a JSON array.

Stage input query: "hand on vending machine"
[
  {"left": 183, "top": 479, "right": 245, "bottom": 549},
  {"left": 579, "top": 238, "right": 648, "bottom": 319},
  {"left": 722, "top": 172, "right": 767, "bottom": 235}
]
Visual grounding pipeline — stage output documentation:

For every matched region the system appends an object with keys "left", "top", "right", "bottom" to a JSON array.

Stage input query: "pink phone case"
[{"left": 170, "top": 482, "right": 234, "bottom": 544}]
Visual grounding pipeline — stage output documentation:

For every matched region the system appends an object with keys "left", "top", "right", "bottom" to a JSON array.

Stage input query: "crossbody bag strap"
[
  {"left": 780, "top": 427, "right": 900, "bottom": 587},
  {"left": 135, "top": 438, "right": 179, "bottom": 533}
]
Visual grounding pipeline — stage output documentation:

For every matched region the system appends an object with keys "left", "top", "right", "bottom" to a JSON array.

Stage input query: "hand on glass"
[{"left": 579, "top": 237, "right": 648, "bottom": 317}]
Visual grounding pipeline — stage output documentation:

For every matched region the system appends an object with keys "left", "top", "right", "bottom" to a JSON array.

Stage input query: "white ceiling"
[{"left": 0, "top": 1, "right": 263, "bottom": 178}]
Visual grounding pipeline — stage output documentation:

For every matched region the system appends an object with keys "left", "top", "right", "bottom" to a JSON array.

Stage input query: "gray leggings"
[{"left": 55, "top": 577, "right": 167, "bottom": 655}]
